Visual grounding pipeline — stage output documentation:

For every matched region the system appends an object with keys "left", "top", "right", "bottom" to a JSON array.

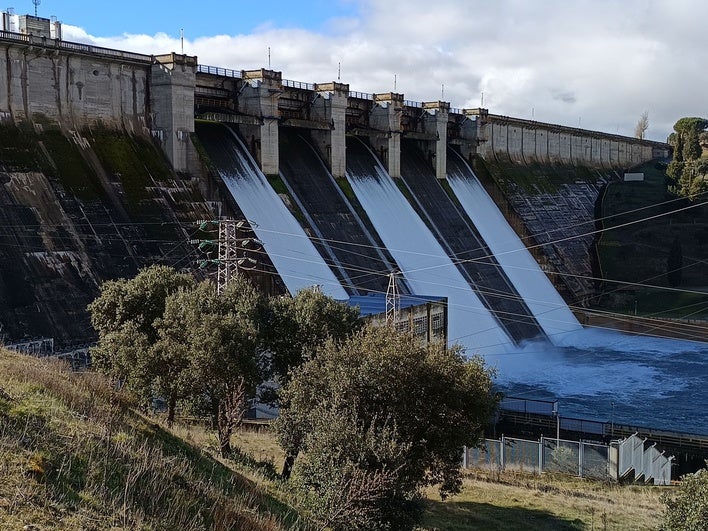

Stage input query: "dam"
[
  {"left": 2, "top": 16, "right": 707, "bottom": 438},
  {"left": 0, "top": 15, "right": 680, "bottom": 347}
]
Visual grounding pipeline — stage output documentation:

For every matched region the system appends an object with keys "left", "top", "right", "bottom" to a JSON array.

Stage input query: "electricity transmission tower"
[
  {"left": 193, "top": 219, "right": 260, "bottom": 294},
  {"left": 386, "top": 270, "right": 400, "bottom": 326}
]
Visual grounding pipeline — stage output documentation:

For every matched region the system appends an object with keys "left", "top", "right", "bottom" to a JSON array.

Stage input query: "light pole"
[{"left": 553, "top": 401, "right": 560, "bottom": 444}]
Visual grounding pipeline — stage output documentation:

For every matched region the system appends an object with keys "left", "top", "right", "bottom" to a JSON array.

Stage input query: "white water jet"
[{"left": 447, "top": 152, "right": 582, "bottom": 342}]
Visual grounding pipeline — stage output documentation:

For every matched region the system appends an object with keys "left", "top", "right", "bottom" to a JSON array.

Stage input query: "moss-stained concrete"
[{"left": 0, "top": 125, "right": 215, "bottom": 345}]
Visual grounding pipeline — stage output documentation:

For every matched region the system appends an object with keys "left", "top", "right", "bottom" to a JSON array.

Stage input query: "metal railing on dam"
[
  {"left": 197, "top": 64, "right": 242, "bottom": 78},
  {"left": 0, "top": 30, "right": 152, "bottom": 63},
  {"left": 195, "top": 63, "right": 465, "bottom": 114}
]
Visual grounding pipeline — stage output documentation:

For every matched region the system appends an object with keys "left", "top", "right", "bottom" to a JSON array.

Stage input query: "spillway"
[
  {"left": 195, "top": 122, "right": 348, "bottom": 299},
  {"left": 279, "top": 129, "right": 400, "bottom": 295},
  {"left": 446, "top": 150, "right": 583, "bottom": 341},
  {"left": 346, "top": 137, "right": 512, "bottom": 354},
  {"left": 399, "top": 140, "right": 543, "bottom": 344}
]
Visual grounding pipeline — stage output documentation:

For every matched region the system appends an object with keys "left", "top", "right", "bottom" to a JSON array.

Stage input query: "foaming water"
[{"left": 485, "top": 329, "right": 708, "bottom": 434}]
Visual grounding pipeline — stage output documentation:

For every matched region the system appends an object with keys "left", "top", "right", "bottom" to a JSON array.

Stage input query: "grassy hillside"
[
  {"left": 0, "top": 349, "right": 671, "bottom": 530},
  {"left": 0, "top": 349, "right": 304, "bottom": 530}
]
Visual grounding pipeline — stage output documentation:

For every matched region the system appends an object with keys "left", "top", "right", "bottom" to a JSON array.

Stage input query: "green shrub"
[{"left": 661, "top": 463, "right": 708, "bottom": 530}]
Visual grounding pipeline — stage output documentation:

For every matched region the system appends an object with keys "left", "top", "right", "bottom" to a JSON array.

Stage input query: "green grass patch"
[
  {"left": 421, "top": 470, "right": 664, "bottom": 531},
  {"left": 598, "top": 160, "right": 708, "bottom": 293}
]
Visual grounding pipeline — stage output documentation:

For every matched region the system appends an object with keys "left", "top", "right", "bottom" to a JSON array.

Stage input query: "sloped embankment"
[
  {"left": 0, "top": 125, "right": 212, "bottom": 345},
  {"left": 471, "top": 157, "right": 617, "bottom": 305},
  {"left": 0, "top": 349, "right": 302, "bottom": 530}
]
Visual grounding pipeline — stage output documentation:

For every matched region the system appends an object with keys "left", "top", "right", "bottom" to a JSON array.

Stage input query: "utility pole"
[
  {"left": 193, "top": 219, "right": 260, "bottom": 294},
  {"left": 386, "top": 270, "right": 400, "bottom": 326},
  {"left": 217, "top": 219, "right": 241, "bottom": 294}
]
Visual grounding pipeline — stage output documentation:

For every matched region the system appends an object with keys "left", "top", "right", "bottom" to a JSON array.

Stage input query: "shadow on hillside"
[
  {"left": 422, "top": 500, "right": 584, "bottom": 531},
  {"left": 145, "top": 421, "right": 303, "bottom": 529}
]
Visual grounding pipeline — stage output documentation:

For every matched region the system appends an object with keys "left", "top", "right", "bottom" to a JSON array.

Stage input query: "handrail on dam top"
[
  {"left": 283, "top": 78, "right": 315, "bottom": 90},
  {"left": 197, "top": 64, "right": 242, "bottom": 79},
  {"left": 349, "top": 91, "right": 374, "bottom": 101},
  {"left": 404, "top": 100, "right": 422, "bottom": 108},
  {"left": 0, "top": 29, "right": 152, "bottom": 63}
]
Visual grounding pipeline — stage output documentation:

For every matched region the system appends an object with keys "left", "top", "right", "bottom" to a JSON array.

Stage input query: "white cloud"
[{"left": 61, "top": 0, "right": 708, "bottom": 141}]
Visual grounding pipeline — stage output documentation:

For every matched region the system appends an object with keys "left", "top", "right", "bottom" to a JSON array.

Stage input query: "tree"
[
  {"left": 661, "top": 463, "right": 708, "bottom": 531},
  {"left": 666, "top": 117, "right": 708, "bottom": 198},
  {"left": 88, "top": 265, "right": 195, "bottom": 416},
  {"left": 683, "top": 127, "right": 702, "bottom": 161},
  {"left": 156, "top": 277, "right": 265, "bottom": 456},
  {"left": 677, "top": 159, "right": 708, "bottom": 199},
  {"left": 274, "top": 325, "right": 498, "bottom": 530},
  {"left": 261, "top": 287, "right": 361, "bottom": 389},
  {"left": 634, "top": 111, "right": 649, "bottom": 140}
]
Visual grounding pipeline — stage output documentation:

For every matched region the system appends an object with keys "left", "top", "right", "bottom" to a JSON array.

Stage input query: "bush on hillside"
[{"left": 661, "top": 463, "right": 708, "bottom": 531}]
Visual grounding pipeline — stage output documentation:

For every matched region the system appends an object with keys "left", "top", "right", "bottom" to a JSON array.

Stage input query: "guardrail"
[
  {"left": 283, "top": 78, "right": 314, "bottom": 90},
  {"left": 0, "top": 29, "right": 152, "bottom": 63},
  {"left": 197, "top": 64, "right": 242, "bottom": 78},
  {"left": 349, "top": 90, "right": 373, "bottom": 101}
]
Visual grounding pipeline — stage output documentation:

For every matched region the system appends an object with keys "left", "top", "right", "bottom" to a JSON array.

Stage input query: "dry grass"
[
  {"left": 0, "top": 350, "right": 303, "bottom": 530},
  {"left": 421, "top": 468, "right": 667, "bottom": 530}
]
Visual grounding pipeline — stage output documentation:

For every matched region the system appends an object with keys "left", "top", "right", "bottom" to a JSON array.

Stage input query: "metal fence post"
[
  {"left": 463, "top": 446, "right": 467, "bottom": 469},
  {"left": 539, "top": 436, "right": 544, "bottom": 473},
  {"left": 579, "top": 441, "right": 584, "bottom": 477},
  {"left": 500, "top": 435, "right": 505, "bottom": 471}
]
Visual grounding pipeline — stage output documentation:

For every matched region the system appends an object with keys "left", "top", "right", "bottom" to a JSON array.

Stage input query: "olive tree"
[{"left": 274, "top": 325, "right": 498, "bottom": 530}]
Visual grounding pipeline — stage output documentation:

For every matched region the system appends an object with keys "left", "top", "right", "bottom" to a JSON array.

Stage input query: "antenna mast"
[{"left": 32, "top": 0, "right": 40, "bottom": 17}]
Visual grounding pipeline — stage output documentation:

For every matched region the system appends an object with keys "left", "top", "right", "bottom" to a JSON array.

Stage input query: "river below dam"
[{"left": 487, "top": 328, "right": 708, "bottom": 435}]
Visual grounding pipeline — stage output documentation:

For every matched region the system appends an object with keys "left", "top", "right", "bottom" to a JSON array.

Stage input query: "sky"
[{"left": 15, "top": 0, "right": 708, "bottom": 141}]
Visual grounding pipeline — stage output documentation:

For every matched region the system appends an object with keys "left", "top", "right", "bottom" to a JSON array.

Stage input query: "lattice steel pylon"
[
  {"left": 217, "top": 219, "right": 241, "bottom": 294},
  {"left": 385, "top": 270, "right": 400, "bottom": 326}
]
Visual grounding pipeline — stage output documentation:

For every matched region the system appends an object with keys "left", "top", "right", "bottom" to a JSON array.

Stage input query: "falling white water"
[
  {"left": 446, "top": 152, "right": 582, "bottom": 342},
  {"left": 216, "top": 132, "right": 348, "bottom": 300},
  {"left": 347, "top": 150, "right": 513, "bottom": 356}
]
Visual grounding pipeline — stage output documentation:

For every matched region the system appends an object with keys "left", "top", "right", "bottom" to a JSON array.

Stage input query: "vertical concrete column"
[
  {"left": 241, "top": 69, "right": 282, "bottom": 176},
  {"left": 371, "top": 92, "right": 403, "bottom": 178},
  {"left": 150, "top": 53, "right": 196, "bottom": 173},
  {"left": 313, "top": 82, "right": 349, "bottom": 178},
  {"left": 464, "top": 108, "right": 489, "bottom": 159},
  {"left": 423, "top": 101, "right": 449, "bottom": 179}
]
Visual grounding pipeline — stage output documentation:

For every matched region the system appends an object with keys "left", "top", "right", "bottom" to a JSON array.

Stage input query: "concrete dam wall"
[{"left": 0, "top": 28, "right": 666, "bottom": 348}]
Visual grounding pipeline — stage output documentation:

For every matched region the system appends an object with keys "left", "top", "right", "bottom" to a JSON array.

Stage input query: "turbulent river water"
[{"left": 489, "top": 330, "right": 708, "bottom": 435}]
